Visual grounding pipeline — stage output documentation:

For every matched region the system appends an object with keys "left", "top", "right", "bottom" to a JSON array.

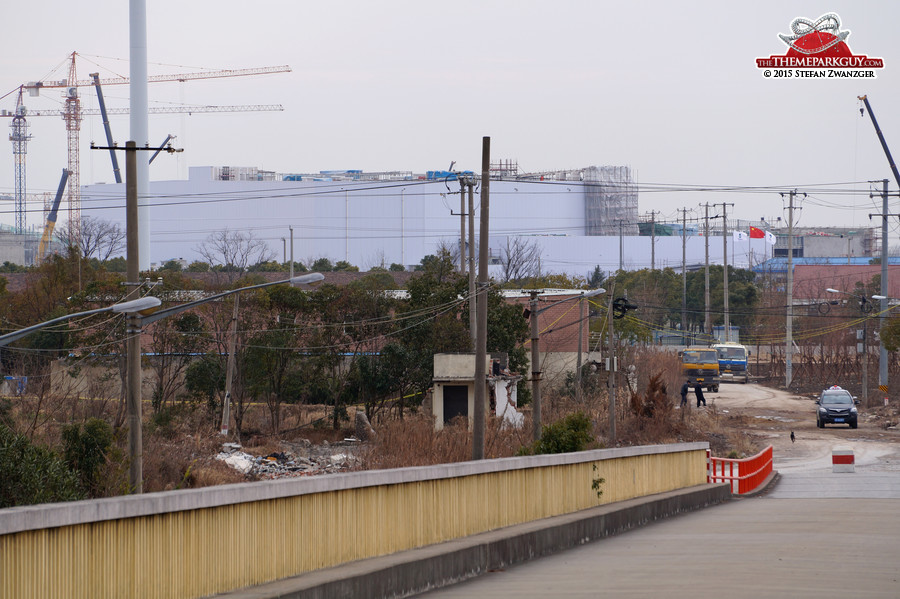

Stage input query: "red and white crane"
[{"left": 2, "top": 52, "right": 290, "bottom": 243}]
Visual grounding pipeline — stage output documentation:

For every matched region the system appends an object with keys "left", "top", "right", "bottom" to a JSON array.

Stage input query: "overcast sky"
[{"left": 1, "top": 1, "right": 899, "bottom": 239}]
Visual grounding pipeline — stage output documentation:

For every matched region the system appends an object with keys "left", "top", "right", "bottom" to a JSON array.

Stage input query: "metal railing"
[{"left": 707, "top": 445, "right": 774, "bottom": 495}]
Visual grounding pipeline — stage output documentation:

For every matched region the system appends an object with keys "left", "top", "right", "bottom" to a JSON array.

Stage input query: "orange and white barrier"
[
  {"left": 832, "top": 446, "right": 855, "bottom": 473},
  {"left": 708, "top": 445, "right": 774, "bottom": 495}
]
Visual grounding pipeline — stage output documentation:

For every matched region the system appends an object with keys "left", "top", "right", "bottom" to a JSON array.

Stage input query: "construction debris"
[{"left": 216, "top": 441, "right": 360, "bottom": 479}]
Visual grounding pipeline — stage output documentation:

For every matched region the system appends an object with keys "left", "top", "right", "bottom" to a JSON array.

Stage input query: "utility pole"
[
  {"left": 220, "top": 294, "right": 240, "bottom": 435},
  {"left": 879, "top": 178, "right": 888, "bottom": 396},
  {"left": 530, "top": 290, "right": 542, "bottom": 442},
  {"left": 92, "top": 138, "right": 181, "bottom": 493},
  {"left": 679, "top": 208, "right": 688, "bottom": 345},
  {"left": 782, "top": 190, "right": 803, "bottom": 388},
  {"left": 618, "top": 221, "right": 624, "bottom": 272},
  {"left": 868, "top": 179, "right": 899, "bottom": 396},
  {"left": 124, "top": 141, "right": 142, "bottom": 493},
  {"left": 719, "top": 202, "right": 734, "bottom": 343},
  {"left": 575, "top": 293, "right": 585, "bottom": 403},
  {"left": 649, "top": 211, "right": 657, "bottom": 270},
  {"left": 473, "top": 138, "right": 490, "bottom": 460},
  {"left": 702, "top": 203, "right": 711, "bottom": 339},
  {"left": 459, "top": 179, "right": 466, "bottom": 274},
  {"left": 607, "top": 288, "right": 616, "bottom": 445},
  {"left": 467, "top": 179, "right": 477, "bottom": 346}
]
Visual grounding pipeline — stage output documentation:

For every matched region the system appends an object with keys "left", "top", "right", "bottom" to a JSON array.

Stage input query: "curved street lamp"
[{"left": 0, "top": 296, "right": 161, "bottom": 347}]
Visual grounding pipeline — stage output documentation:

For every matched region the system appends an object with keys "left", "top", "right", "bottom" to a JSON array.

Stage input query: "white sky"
[{"left": 1, "top": 1, "right": 899, "bottom": 238}]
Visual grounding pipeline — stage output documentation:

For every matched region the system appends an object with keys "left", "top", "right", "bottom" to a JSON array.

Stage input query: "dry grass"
[{"left": 357, "top": 412, "right": 532, "bottom": 470}]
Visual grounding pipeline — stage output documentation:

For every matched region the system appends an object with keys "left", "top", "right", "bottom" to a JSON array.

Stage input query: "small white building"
[{"left": 431, "top": 353, "right": 523, "bottom": 431}]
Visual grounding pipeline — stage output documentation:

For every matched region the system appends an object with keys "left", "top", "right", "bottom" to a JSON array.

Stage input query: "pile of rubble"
[{"left": 216, "top": 440, "right": 360, "bottom": 479}]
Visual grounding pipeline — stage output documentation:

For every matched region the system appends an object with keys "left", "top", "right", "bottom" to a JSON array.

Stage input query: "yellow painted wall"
[{"left": 0, "top": 446, "right": 707, "bottom": 599}]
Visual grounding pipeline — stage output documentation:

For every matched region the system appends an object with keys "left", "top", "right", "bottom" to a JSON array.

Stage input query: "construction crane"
[
  {"left": 7, "top": 87, "right": 30, "bottom": 234},
  {"left": 2, "top": 52, "right": 290, "bottom": 243},
  {"left": 37, "top": 168, "right": 69, "bottom": 262},
  {"left": 858, "top": 95, "right": 900, "bottom": 190}
]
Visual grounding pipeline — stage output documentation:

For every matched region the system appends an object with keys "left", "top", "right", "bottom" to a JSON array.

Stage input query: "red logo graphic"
[{"left": 756, "top": 13, "right": 884, "bottom": 77}]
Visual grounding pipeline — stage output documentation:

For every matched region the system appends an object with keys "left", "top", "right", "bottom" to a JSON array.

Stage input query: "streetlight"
[
  {"left": 142, "top": 272, "right": 325, "bottom": 439},
  {"left": 0, "top": 296, "right": 162, "bottom": 494},
  {"left": 0, "top": 296, "right": 161, "bottom": 347},
  {"left": 529, "top": 288, "right": 605, "bottom": 441},
  {"left": 827, "top": 288, "right": 874, "bottom": 406}
]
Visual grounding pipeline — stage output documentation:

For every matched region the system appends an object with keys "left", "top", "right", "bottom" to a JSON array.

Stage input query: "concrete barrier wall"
[{"left": 0, "top": 442, "right": 709, "bottom": 599}]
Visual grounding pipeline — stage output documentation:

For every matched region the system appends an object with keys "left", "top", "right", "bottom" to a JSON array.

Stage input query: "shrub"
[
  {"left": 0, "top": 422, "right": 85, "bottom": 507},
  {"left": 62, "top": 418, "right": 114, "bottom": 497},
  {"left": 519, "top": 412, "right": 595, "bottom": 456}
]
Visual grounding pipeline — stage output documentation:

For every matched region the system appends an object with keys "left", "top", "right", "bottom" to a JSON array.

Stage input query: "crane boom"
[
  {"left": 24, "top": 65, "right": 292, "bottom": 91},
  {"left": 858, "top": 95, "right": 900, "bottom": 191},
  {"left": 37, "top": 168, "right": 69, "bottom": 262},
  {"left": 0, "top": 105, "right": 284, "bottom": 118}
]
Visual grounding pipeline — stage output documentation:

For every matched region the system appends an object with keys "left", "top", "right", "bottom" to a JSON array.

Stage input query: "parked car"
[{"left": 816, "top": 386, "right": 859, "bottom": 429}]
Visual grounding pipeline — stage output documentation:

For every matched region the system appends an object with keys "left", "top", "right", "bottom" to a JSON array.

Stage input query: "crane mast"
[
  {"left": 4, "top": 52, "right": 290, "bottom": 247},
  {"left": 8, "top": 87, "right": 30, "bottom": 234}
]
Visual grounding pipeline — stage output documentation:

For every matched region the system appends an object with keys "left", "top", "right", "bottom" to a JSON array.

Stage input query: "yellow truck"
[{"left": 679, "top": 348, "right": 720, "bottom": 392}]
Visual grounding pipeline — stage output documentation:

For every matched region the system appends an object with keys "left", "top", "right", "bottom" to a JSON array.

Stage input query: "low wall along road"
[{"left": 0, "top": 443, "right": 714, "bottom": 599}]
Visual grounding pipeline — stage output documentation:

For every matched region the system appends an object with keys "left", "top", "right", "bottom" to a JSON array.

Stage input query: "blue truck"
[{"left": 712, "top": 342, "right": 750, "bottom": 384}]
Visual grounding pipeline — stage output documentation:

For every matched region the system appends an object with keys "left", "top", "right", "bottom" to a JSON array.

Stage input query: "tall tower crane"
[
  {"left": 3, "top": 52, "right": 290, "bottom": 242},
  {"left": 8, "top": 87, "right": 30, "bottom": 234}
]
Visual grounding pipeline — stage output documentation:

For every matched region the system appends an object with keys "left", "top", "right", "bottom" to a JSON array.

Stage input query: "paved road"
[
  {"left": 419, "top": 397, "right": 900, "bottom": 598},
  {"left": 420, "top": 475, "right": 900, "bottom": 597}
]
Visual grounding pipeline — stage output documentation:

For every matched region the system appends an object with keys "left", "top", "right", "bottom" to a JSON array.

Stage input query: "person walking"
[
  {"left": 694, "top": 382, "right": 706, "bottom": 407},
  {"left": 680, "top": 379, "right": 690, "bottom": 408}
]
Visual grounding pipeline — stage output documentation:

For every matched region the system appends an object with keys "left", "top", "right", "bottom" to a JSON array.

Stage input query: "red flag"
[{"left": 749, "top": 226, "right": 765, "bottom": 239}]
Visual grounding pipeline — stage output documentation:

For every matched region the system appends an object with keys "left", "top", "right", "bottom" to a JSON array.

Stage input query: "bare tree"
[
  {"left": 56, "top": 217, "right": 126, "bottom": 261},
  {"left": 195, "top": 229, "right": 275, "bottom": 283},
  {"left": 499, "top": 237, "right": 542, "bottom": 284}
]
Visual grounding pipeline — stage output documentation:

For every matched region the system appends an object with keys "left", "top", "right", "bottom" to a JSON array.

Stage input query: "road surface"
[{"left": 418, "top": 384, "right": 900, "bottom": 598}]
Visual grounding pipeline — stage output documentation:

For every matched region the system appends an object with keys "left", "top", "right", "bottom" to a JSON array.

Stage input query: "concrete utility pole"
[
  {"left": 649, "top": 211, "right": 657, "bottom": 271},
  {"left": 575, "top": 293, "right": 585, "bottom": 403},
  {"left": 459, "top": 179, "right": 466, "bottom": 274},
  {"left": 703, "top": 203, "right": 711, "bottom": 339},
  {"left": 607, "top": 289, "right": 616, "bottom": 445},
  {"left": 530, "top": 290, "right": 542, "bottom": 442},
  {"left": 473, "top": 137, "right": 490, "bottom": 460},
  {"left": 618, "top": 221, "right": 624, "bottom": 272},
  {"left": 680, "top": 208, "right": 688, "bottom": 345},
  {"left": 468, "top": 179, "right": 477, "bottom": 346},
  {"left": 124, "top": 141, "right": 142, "bottom": 493},
  {"left": 782, "top": 190, "right": 803, "bottom": 388},
  {"left": 879, "top": 179, "right": 889, "bottom": 393},
  {"left": 869, "top": 179, "right": 899, "bottom": 395},
  {"left": 719, "top": 202, "right": 734, "bottom": 343}
]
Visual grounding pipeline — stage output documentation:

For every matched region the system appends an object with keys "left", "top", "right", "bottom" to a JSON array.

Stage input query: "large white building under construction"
[
  {"left": 77, "top": 163, "right": 880, "bottom": 277},
  {"left": 82, "top": 163, "right": 643, "bottom": 274}
]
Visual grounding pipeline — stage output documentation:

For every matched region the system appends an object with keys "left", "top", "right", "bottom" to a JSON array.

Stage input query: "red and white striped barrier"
[{"left": 832, "top": 446, "right": 854, "bottom": 473}]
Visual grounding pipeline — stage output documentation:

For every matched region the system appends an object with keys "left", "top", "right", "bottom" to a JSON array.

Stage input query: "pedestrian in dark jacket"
[
  {"left": 680, "top": 380, "right": 690, "bottom": 407},
  {"left": 694, "top": 382, "right": 706, "bottom": 407}
]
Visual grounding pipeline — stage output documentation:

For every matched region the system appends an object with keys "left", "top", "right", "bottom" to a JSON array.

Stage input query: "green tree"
[
  {"left": 187, "top": 261, "right": 210, "bottom": 272},
  {"left": 389, "top": 263, "right": 406, "bottom": 272},
  {"left": 333, "top": 260, "right": 359, "bottom": 272},
  {"left": 61, "top": 418, "right": 114, "bottom": 497},
  {"left": 158, "top": 259, "right": 183, "bottom": 273},
  {"left": 0, "top": 422, "right": 85, "bottom": 507},
  {"left": 312, "top": 258, "right": 334, "bottom": 272}
]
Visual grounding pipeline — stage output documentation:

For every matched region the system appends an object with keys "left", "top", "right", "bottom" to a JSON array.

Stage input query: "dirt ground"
[{"left": 706, "top": 382, "right": 900, "bottom": 471}]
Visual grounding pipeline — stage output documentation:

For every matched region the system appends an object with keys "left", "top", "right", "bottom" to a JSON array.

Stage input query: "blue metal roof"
[{"left": 753, "top": 257, "right": 900, "bottom": 273}]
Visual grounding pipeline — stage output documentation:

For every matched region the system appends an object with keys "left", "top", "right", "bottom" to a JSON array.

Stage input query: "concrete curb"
[{"left": 212, "top": 483, "right": 732, "bottom": 599}]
